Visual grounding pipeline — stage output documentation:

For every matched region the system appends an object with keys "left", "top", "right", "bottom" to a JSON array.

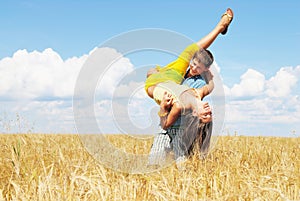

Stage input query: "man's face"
[
  {"left": 189, "top": 59, "right": 208, "bottom": 76},
  {"left": 193, "top": 100, "right": 212, "bottom": 123}
]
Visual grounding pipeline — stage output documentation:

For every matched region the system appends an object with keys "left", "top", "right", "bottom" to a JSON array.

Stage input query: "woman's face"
[{"left": 189, "top": 59, "right": 208, "bottom": 76}]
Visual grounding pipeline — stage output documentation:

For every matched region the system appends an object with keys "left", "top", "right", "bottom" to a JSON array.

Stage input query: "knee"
[{"left": 147, "top": 68, "right": 158, "bottom": 78}]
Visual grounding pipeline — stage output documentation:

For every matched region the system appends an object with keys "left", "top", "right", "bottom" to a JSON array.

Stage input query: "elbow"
[
  {"left": 147, "top": 68, "right": 158, "bottom": 78},
  {"left": 161, "top": 103, "right": 182, "bottom": 130},
  {"left": 161, "top": 124, "right": 170, "bottom": 130},
  {"left": 210, "top": 82, "right": 215, "bottom": 91},
  {"left": 160, "top": 119, "right": 171, "bottom": 130},
  {"left": 207, "top": 81, "right": 214, "bottom": 93}
]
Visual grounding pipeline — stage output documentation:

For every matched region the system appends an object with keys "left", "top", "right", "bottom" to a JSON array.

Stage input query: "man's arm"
[
  {"left": 158, "top": 92, "right": 182, "bottom": 130},
  {"left": 195, "top": 70, "right": 214, "bottom": 100}
]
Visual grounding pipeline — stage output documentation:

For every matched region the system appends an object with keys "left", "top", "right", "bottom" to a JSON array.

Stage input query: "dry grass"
[{"left": 0, "top": 134, "right": 299, "bottom": 200}]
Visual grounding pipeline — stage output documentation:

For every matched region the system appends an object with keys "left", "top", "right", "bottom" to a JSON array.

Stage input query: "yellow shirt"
[{"left": 144, "top": 43, "right": 199, "bottom": 92}]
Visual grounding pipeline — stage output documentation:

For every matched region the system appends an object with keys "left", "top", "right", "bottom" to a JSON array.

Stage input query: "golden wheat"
[{"left": 0, "top": 134, "right": 299, "bottom": 200}]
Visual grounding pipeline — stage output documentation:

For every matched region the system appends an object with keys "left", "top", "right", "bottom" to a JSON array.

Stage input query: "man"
[
  {"left": 148, "top": 67, "right": 212, "bottom": 167},
  {"left": 147, "top": 8, "right": 233, "bottom": 168}
]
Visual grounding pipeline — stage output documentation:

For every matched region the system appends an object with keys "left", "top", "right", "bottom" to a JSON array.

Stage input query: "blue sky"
[{"left": 0, "top": 0, "right": 299, "bottom": 136}]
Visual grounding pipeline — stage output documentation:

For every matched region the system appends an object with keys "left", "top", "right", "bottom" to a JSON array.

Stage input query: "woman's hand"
[{"left": 160, "top": 91, "right": 173, "bottom": 111}]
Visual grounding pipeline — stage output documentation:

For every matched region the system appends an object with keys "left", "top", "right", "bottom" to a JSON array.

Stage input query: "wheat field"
[{"left": 0, "top": 134, "right": 299, "bottom": 200}]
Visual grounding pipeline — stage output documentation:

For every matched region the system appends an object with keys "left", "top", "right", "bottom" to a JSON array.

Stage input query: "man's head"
[
  {"left": 193, "top": 100, "right": 212, "bottom": 123},
  {"left": 189, "top": 49, "right": 214, "bottom": 76}
]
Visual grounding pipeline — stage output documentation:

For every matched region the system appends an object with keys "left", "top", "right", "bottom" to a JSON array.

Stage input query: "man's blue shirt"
[{"left": 181, "top": 73, "right": 206, "bottom": 89}]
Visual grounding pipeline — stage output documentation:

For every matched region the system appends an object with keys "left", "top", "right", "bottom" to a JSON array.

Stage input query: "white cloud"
[
  {"left": 265, "top": 66, "right": 299, "bottom": 98},
  {"left": 94, "top": 48, "right": 135, "bottom": 98},
  {"left": 113, "top": 81, "right": 147, "bottom": 99},
  {"left": 0, "top": 47, "right": 135, "bottom": 100},
  {"left": 94, "top": 82, "right": 158, "bottom": 134},
  {"left": 1, "top": 47, "right": 299, "bottom": 136},
  {"left": 0, "top": 48, "right": 88, "bottom": 99},
  {"left": 225, "top": 66, "right": 300, "bottom": 100},
  {"left": 227, "top": 68, "right": 265, "bottom": 98},
  {"left": 223, "top": 66, "right": 300, "bottom": 136},
  {"left": 0, "top": 47, "right": 138, "bottom": 133}
]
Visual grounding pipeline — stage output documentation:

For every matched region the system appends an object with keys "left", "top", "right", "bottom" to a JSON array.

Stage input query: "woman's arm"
[{"left": 159, "top": 102, "right": 182, "bottom": 130}]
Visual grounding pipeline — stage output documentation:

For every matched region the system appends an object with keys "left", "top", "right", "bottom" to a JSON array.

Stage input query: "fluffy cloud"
[
  {"left": 0, "top": 47, "right": 138, "bottom": 133},
  {"left": 112, "top": 81, "right": 147, "bottom": 99},
  {"left": 94, "top": 48, "right": 135, "bottom": 98},
  {"left": 265, "top": 66, "right": 299, "bottom": 98},
  {"left": 223, "top": 66, "right": 300, "bottom": 136},
  {"left": 0, "top": 48, "right": 88, "bottom": 99},
  {"left": 0, "top": 47, "right": 299, "bottom": 136},
  {"left": 93, "top": 81, "right": 158, "bottom": 134},
  {"left": 227, "top": 68, "right": 265, "bottom": 98},
  {"left": 0, "top": 47, "right": 135, "bottom": 100},
  {"left": 225, "top": 66, "right": 300, "bottom": 100}
]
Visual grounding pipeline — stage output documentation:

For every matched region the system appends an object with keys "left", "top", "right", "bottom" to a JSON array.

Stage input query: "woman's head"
[{"left": 189, "top": 49, "right": 214, "bottom": 76}]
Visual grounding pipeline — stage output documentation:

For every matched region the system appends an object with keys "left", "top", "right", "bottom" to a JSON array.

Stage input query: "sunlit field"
[{"left": 0, "top": 134, "right": 299, "bottom": 200}]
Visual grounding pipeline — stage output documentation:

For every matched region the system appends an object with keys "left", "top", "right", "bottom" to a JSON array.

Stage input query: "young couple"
[{"left": 146, "top": 8, "right": 234, "bottom": 168}]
